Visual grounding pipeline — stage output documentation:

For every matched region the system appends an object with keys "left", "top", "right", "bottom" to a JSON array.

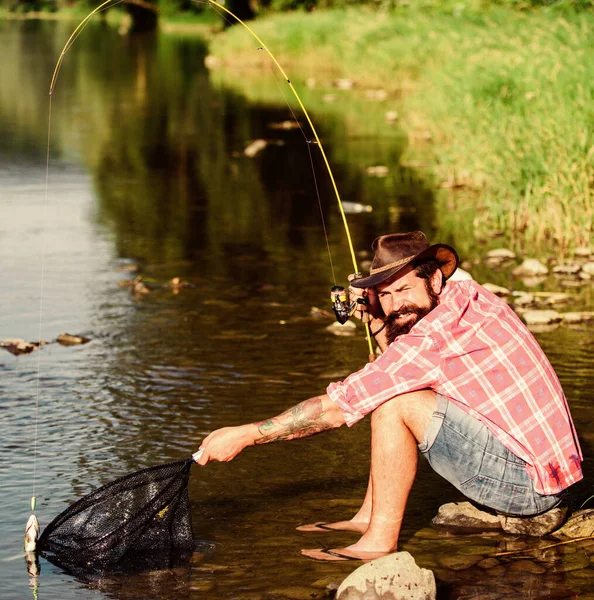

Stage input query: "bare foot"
[
  {"left": 301, "top": 546, "right": 392, "bottom": 562},
  {"left": 296, "top": 520, "right": 368, "bottom": 534}
]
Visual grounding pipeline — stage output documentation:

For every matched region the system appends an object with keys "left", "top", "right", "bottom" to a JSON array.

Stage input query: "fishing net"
[{"left": 38, "top": 458, "right": 195, "bottom": 575}]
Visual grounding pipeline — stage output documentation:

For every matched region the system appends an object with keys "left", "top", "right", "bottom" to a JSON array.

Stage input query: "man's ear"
[{"left": 430, "top": 269, "right": 444, "bottom": 294}]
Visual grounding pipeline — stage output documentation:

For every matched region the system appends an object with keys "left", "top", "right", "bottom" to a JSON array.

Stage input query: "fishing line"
[
  {"left": 200, "top": 0, "right": 374, "bottom": 356},
  {"left": 264, "top": 60, "right": 337, "bottom": 285}
]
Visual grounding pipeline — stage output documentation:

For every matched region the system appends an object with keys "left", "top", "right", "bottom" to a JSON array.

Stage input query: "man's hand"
[
  {"left": 195, "top": 424, "right": 257, "bottom": 465},
  {"left": 348, "top": 274, "right": 384, "bottom": 322}
]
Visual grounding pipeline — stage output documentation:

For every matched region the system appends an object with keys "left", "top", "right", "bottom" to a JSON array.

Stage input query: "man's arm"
[{"left": 195, "top": 394, "right": 345, "bottom": 465}]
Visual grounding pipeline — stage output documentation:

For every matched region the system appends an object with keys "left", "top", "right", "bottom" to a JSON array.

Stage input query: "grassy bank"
[{"left": 207, "top": 2, "right": 593, "bottom": 253}]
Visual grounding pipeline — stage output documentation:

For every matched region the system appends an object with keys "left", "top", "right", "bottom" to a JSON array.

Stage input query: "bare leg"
[{"left": 301, "top": 390, "right": 437, "bottom": 560}]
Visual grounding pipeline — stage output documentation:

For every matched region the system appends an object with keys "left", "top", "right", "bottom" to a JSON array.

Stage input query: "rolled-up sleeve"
[{"left": 327, "top": 333, "right": 442, "bottom": 426}]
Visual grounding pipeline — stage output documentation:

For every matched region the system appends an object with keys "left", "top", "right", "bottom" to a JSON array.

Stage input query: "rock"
[
  {"left": 336, "top": 552, "right": 436, "bottom": 600},
  {"left": 512, "top": 292, "right": 534, "bottom": 307},
  {"left": 506, "top": 560, "right": 546, "bottom": 574},
  {"left": 244, "top": 139, "right": 268, "bottom": 157},
  {"left": 341, "top": 201, "right": 373, "bottom": 214},
  {"left": 512, "top": 259, "right": 549, "bottom": 277},
  {"left": 552, "top": 264, "right": 582, "bottom": 276},
  {"left": 449, "top": 268, "right": 473, "bottom": 282},
  {"left": 204, "top": 54, "right": 221, "bottom": 69},
  {"left": 432, "top": 502, "right": 502, "bottom": 532},
  {"left": 552, "top": 509, "right": 594, "bottom": 539},
  {"left": 520, "top": 310, "right": 562, "bottom": 326},
  {"left": 561, "top": 312, "right": 594, "bottom": 324},
  {"left": 335, "top": 78, "right": 354, "bottom": 89},
  {"left": 482, "top": 283, "right": 510, "bottom": 296},
  {"left": 365, "top": 165, "right": 389, "bottom": 177},
  {"left": 385, "top": 110, "right": 399, "bottom": 123},
  {"left": 485, "top": 248, "right": 516, "bottom": 260},
  {"left": 476, "top": 557, "right": 500, "bottom": 569},
  {"left": 437, "top": 553, "right": 484, "bottom": 571},
  {"left": 582, "top": 262, "right": 594, "bottom": 276},
  {"left": 574, "top": 247, "right": 592, "bottom": 258},
  {"left": 521, "top": 275, "right": 548, "bottom": 287},
  {"left": 267, "top": 120, "right": 302, "bottom": 130},
  {"left": 326, "top": 320, "right": 357, "bottom": 336},
  {"left": 0, "top": 339, "right": 46, "bottom": 355},
  {"left": 532, "top": 292, "right": 571, "bottom": 305},
  {"left": 323, "top": 94, "right": 337, "bottom": 103},
  {"left": 499, "top": 507, "right": 566, "bottom": 537},
  {"left": 56, "top": 333, "right": 90, "bottom": 346},
  {"left": 131, "top": 277, "right": 150, "bottom": 296},
  {"left": 310, "top": 306, "right": 333, "bottom": 319}
]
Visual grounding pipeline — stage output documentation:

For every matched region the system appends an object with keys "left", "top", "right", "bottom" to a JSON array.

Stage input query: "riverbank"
[{"left": 205, "top": 3, "right": 593, "bottom": 255}]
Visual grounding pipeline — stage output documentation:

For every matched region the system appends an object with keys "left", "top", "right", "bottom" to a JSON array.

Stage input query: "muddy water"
[{"left": 1, "top": 19, "right": 593, "bottom": 600}]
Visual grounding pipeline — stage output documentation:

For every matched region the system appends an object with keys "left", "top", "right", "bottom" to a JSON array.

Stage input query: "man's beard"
[{"left": 384, "top": 281, "right": 440, "bottom": 345}]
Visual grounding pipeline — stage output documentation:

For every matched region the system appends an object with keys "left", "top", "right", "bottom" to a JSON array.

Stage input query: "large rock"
[
  {"left": 336, "top": 552, "right": 436, "bottom": 600},
  {"left": 432, "top": 501, "right": 501, "bottom": 531},
  {"left": 512, "top": 259, "right": 549, "bottom": 277},
  {"left": 499, "top": 507, "right": 566, "bottom": 536},
  {"left": 552, "top": 509, "right": 594, "bottom": 539}
]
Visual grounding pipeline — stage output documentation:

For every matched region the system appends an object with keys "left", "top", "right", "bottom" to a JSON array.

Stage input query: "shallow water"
[{"left": 1, "top": 18, "right": 593, "bottom": 600}]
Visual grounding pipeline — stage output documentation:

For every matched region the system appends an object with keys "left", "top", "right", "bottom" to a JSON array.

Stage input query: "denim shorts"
[{"left": 418, "top": 395, "right": 563, "bottom": 516}]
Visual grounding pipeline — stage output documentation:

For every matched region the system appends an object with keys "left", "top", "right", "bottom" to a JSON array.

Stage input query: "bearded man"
[{"left": 196, "top": 231, "right": 583, "bottom": 561}]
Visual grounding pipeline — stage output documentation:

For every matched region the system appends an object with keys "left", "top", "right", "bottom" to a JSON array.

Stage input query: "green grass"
[{"left": 208, "top": 2, "right": 594, "bottom": 253}]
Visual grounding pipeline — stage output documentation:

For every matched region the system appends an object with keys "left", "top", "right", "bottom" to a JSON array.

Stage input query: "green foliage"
[{"left": 209, "top": 4, "right": 594, "bottom": 252}]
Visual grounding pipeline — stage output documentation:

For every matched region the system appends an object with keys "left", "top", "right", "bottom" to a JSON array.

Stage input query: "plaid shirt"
[{"left": 327, "top": 280, "right": 582, "bottom": 495}]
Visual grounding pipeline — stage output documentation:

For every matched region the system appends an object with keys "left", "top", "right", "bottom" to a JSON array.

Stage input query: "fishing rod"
[{"left": 25, "top": 0, "right": 377, "bottom": 558}]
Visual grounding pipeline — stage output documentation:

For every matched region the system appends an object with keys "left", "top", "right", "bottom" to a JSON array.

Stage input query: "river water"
[{"left": 1, "top": 18, "right": 593, "bottom": 600}]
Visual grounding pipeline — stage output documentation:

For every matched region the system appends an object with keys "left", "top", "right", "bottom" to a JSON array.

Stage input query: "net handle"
[{"left": 192, "top": 449, "right": 203, "bottom": 462}]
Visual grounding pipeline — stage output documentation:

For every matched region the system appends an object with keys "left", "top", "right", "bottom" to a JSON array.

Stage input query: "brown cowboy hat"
[{"left": 351, "top": 231, "right": 459, "bottom": 288}]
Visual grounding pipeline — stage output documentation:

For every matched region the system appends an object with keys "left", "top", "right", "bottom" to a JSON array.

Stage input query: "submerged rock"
[
  {"left": 486, "top": 248, "right": 516, "bottom": 260},
  {"left": 552, "top": 264, "right": 582, "bottom": 276},
  {"left": 365, "top": 165, "right": 389, "bottom": 177},
  {"left": 0, "top": 339, "right": 45, "bottom": 355},
  {"left": 432, "top": 502, "right": 501, "bottom": 532},
  {"left": 336, "top": 551, "right": 436, "bottom": 600},
  {"left": 561, "top": 312, "right": 594, "bottom": 324},
  {"left": 244, "top": 139, "right": 268, "bottom": 157},
  {"left": 56, "top": 333, "right": 90, "bottom": 346},
  {"left": 512, "top": 259, "right": 549, "bottom": 277}
]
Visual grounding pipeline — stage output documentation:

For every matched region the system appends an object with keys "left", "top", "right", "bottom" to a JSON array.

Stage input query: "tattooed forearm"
[{"left": 253, "top": 396, "right": 334, "bottom": 445}]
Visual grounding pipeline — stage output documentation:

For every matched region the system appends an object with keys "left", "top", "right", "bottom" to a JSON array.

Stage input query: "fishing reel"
[{"left": 330, "top": 274, "right": 368, "bottom": 324}]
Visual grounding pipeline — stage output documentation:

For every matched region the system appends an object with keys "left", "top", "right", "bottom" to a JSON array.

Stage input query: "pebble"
[
  {"left": 552, "top": 264, "right": 582, "bottom": 275},
  {"left": 512, "top": 258, "right": 549, "bottom": 277},
  {"left": 561, "top": 312, "right": 594, "bottom": 324},
  {"left": 485, "top": 248, "right": 516, "bottom": 260},
  {"left": 244, "top": 139, "right": 268, "bottom": 157},
  {"left": 520, "top": 309, "right": 562, "bottom": 326},
  {"left": 365, "top": 165, "right": 389, "bottom": 177}
]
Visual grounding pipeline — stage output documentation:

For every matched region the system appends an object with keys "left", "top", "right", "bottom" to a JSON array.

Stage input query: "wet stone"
[
  {"left": 552, "top": 508, "right": 594, "bottom": 538},
  {"left": 520, "top": 309, "right": 562, "bottom": 326},
  {"left": 506, "top": 560, "right": 546, "bottom": 574},
  {"left": 336, "top": 552, "right": 436, "bottom": 600},
  {"left": 511, "top": 292, "right": 534, "bottom": 307},
  {"left": 512, "top": 259, "right": 549, "bottom": 277},
  {"left": 476, "top": 557, "right": 500, "bottom": 569},
  {"left": 499, "top": 507, "right": 566, "bottom": 536},
  {"left": 552, "top": 264, "right": 582, "bottom": 275},
  {"left": 574, "top": 247, "right": 593, "bottom": 258},
  {"left": 485, "top": 248, "right": 516, "bottom": 260},
  {"left": 437, "top": 554, "right": 483, "bottom": 571},
  {"left": 432, "top": 502, "right": 502, "bottom": 532},
  {"left": 562, "top": 311, "right": 594, "bottom": 324}
]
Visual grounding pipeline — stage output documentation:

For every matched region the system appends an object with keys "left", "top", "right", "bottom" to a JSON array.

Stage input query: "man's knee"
[{"left": 372, "top": 390, "right": 438, "bottom": 443}]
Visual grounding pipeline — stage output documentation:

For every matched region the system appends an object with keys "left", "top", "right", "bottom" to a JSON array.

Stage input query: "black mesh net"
[{"left": 38, "top": 458, "right": 195, "bottom": 575}]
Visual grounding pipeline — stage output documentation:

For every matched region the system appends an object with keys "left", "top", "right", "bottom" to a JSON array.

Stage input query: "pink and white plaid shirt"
[{"left": 327, "top": 280, "right": 582, "bottom": 495}]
